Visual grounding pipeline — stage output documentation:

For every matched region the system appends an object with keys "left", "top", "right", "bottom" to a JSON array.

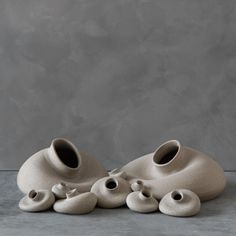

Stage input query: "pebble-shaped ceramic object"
[
  {"left": 126, "top": 190, "right": 159, "bottom": 213},
  {"left": 17, "top": 138, "right": 108, "bottom": 194},
  {"left": 159, "top": 189, "right": 201, "bottom": 217},
  {"left": 52, "top": 182, "right": 72, "bottom": 199},
  {"left": 120, "top": 140, "right": 226, "bottom": 201},
  {"left": 53, "top": 189, "right": 97, "bottom": 214},
  {"left": 91, "top": 176, "right": 131, "bottom": 208},
  {"left": 19, "top": 189, "right": 55, "bottom": 212}
]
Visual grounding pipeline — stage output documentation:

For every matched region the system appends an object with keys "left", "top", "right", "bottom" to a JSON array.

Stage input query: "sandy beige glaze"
[
  {"left": 17, "top": 138, "right": 108, "bottom": 194},
  {"left": 120, "top": 140, "right": 226, "bottom": 201}
]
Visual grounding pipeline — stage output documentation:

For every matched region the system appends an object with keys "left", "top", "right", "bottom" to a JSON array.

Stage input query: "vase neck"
[
  {"left": 152, "top": 140, "right": 185, "bottom": 174},
  {"left": 47, "top": 138, "right": 81, "bottom": 177}
]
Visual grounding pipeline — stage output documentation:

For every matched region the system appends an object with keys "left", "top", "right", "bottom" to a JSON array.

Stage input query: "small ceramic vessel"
[
  {"left": 17, "top": 138, "right": 108, "bottom": 194},
  {"left": 91, "top": 176, "right": 131, "bottom": 208},
  {"left": 159, "top": 189, "right": 201, "bottom": 217},
  {"left": 19, "top": 189, "right": 55, "bottom": 212},
  {"left": 126, "top": 190, "right": 159, "bottom": 213},
  {"left": 131, "top": 180, "right": 144, "bottom": 192},
  {"left": 53, "top": 189, "right": 97, "bottom": 214},
  {"left": 52, "top": 182, "right": 72, "bottom": 199},
  {"left": 120, "top": 140, "right": 226, "bottom": 201}
]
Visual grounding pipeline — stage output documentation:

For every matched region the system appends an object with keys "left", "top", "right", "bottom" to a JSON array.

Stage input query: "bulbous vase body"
[
  {"left": 17, "top": 138, "right": 108, "bottom": 194},
  {"left": 120, "top": 140, "right": 226, "bottom": 201}
]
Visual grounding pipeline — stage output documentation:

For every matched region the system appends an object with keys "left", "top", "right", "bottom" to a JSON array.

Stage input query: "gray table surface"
[{"left": 0, "top": 171, "right": 235, "bottom": 236}]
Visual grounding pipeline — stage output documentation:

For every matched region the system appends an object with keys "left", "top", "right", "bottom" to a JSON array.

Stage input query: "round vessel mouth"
[
  {"left": 28, "top": 190, "right": 40, "bottom": 201},
  {"left": 153, "top": 140, "right": 180, "bottom": 165},
  {"left": 141, "top": 190, "right": 151, "bottom": 198},
  {"left": 105, "top": 178, "right": 118, "bottom": 190},
  {"left": 53, "top": 139, "right": 79, "bottom": 168},
  {"left": 171, "top": 190, "right": 183, "bottom": 201}
]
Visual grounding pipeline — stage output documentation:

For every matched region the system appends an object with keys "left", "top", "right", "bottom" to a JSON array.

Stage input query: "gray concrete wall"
[{"left": 0, "top": 0, "right": 235, "bottom": 170}]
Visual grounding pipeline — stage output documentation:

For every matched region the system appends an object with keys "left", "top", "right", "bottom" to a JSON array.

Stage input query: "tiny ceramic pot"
[
  {"left": 126, "top": 190, "right": 159, "bottom": 213},
  {"left": 91, "top": 176, "right": 131, "bottom": 208},
  {"left": 131, "top": 180, "right": 144, "bottom": 192},
  {"left": 120, "top": 140, "right": 226, "bottom": 201},
  {"left": 159, "top": 189, "right": 201, "bottom": 217},
  {"left": 52, "top": 182, "right": 72, "bottom": 199},
  {"left": 17, "top": 138, "right": 108, "bottom": 194},
  {"left": 19, "top": 189, "right": 55, "bottom": 212},
  {"left": 53, "top": 189, "right": 97, "bottom": 214}
]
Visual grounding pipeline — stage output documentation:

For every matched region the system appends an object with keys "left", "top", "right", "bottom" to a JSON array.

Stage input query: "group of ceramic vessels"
[{"left": 17, "top": 138, "right": 226, "bottom": 217}]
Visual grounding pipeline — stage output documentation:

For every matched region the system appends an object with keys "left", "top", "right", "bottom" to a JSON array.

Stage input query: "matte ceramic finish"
[
  {"left": 91, "top": 176, "right": 131, "bottom": 208},
  {"left": 17, "top": 138, "right": 108, "bottom": 194},
  {"left": 52, "top": 182, "right": 72, "bottom": 199},
  {"left": 120, "top": 140, "right": 226, "bottom": 201},
  {"left": 126, "top": 190, "right": 159, "bottom": 213},
  {"left": 53, "top": 189, "right": 97, "bottom": 214},
  {"left": 19, "top": 189, "right": 55, "bottom": 212},
  {"left": 131, "top": 180, "right": 144, "bottom": 192},
  {"left": 159, "top": 189, "right": 201, "bottom": 217}
]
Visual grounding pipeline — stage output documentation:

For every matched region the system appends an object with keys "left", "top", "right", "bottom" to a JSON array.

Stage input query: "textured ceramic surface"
[
  {"left": 19, "top": 189, "right": 55, "bottom": 212},
  {"left": 159, "top": 189, "right": 201, "bottom": 217},
  {"left": 120, "top": 140, "right": 226, "bottom": 201},
  {"left": 126, "top": 190, "right": 159, "bottom": 213},
  {"left": 91, "top": 176, "right": 131, "bottom": 208},
  {"left": 52, "top": 182, "right": 72, "bottom": 199},
  {"left": 53, "top": 189, "right": 97, "bottom": 214},
  {"left": 17, "top": 138, "right": 108, "bottom": 194}
]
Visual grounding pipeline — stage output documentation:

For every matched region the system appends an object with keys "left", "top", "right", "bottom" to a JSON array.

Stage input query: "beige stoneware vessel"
[
  {"left": 120, "top": 140, "right": 226, "bottom": 201},
  {"left": 19, "top": 189, "right": 55, "bottom": 212},
  {"left": 17, "top": 138, "right": 108, "bottom": 194},
  {"left": 53, "top": 189, "right": 97, "bottom": 214},
  {"left": 159, "top": 189, "right": 201, "bottom": 217},
  {"left": 126, "top": 190, "right": 159, "bottom": 213},
  {"left": 91, "top": 176, "right": 131, "bottom": 208},
  {"left": 52, "top": 182, "right": 72, "bottom": 199}
]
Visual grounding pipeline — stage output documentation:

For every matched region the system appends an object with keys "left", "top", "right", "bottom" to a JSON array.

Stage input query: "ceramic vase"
[
  {"left": 159, "top": 189, "right": 201, "bottom": 217},
  {"left": 19, "top": 189, "right": 55, "bottom": 212},
  {"left": 119, "top": 140, "right": 226, "bottom": 201},
  {"left": 126, "top": 190, "right": 159, "bottom": 213},
  {"left": 91, "top": 176, "right": 131, "bottom": 208},
  {"left": 17, "top": 138, "right": 108, "bottom": 194},
  {"left": 52, "top": 182, "right": 72, "bottom": 199},
  {"left": 53, "top": 189, "right": 97, "bottom": 214}
]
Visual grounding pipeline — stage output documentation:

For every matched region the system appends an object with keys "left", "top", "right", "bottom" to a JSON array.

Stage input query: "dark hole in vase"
[
  {"left": 54, "top": 140, "right": 79, "bottom": 168},
  {"left": 173, "top": 192, "right": 182, "bottom": 201},
  {"left": 105, "top": 179, "right": 117, "bottom": 189},
  {"left": 154, "top": 144, "right": 179, "bottom": 165},
  {"left": 29, "top": 190, "right": 37, "bottom": 199},
  {"left": 142, "top": 190, "right": 151, "bottom": 198}
]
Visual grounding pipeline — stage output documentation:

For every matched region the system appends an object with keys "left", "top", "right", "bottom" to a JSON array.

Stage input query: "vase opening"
[
  {"left": 171, "top": 191, "right": 183, "bottom": 201},
  {"left": 28, "top": 190, "right": 38, "bottom": 200},
  {"left": 53, "top": 139, "right": 79, "bottom": 168},
  {"left": 105, "top": 178, "right": 118, "bottom": 190},
  {"left": 153, "top": 140, "right": 180, "bottom": 165},
  {"left": 140, "top": 190, "right": 151, "bottom": 199},
  {"left": 136, "top": 180, "right": 143, "bottom": 185}
]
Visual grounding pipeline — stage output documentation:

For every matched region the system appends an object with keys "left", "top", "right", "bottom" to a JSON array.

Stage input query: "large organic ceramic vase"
[
  {"left": 17, "top": 138, "right": 108, "bottom": 194},
  {"left": 120, "top": 140, "right": 226, "bottom": 201}
]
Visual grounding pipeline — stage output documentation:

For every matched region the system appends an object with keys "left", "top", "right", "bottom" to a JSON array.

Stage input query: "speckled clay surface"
[
  {"left": 120, "top": 140, "right": 226, "bottom": 201},
  {"left": 17, "top": 138, "right": 108, "bottom": 194},
  {"left": 126, "top": 190, "right": 159, "bottom": 213},
  {"left": 53, "top": 189, "right": 97, "bottom": 214},
  {"left": 91, "top": 176, "right": 131, "bottom": 208},
  {"left": 159, "top": 189, "right": 201, "bottom": 217},
  {"left": 19, "top": 189, "right": 55, "bottom": 212}
]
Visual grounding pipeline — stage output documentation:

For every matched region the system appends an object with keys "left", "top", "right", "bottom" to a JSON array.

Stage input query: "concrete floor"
[{"left": 0, "top": 171, "right": 235, "bottom": 236}]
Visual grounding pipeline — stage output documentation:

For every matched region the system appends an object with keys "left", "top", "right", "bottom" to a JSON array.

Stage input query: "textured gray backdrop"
[{"left": 0, "top": 0, "right": 235, "bottom": 170}]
